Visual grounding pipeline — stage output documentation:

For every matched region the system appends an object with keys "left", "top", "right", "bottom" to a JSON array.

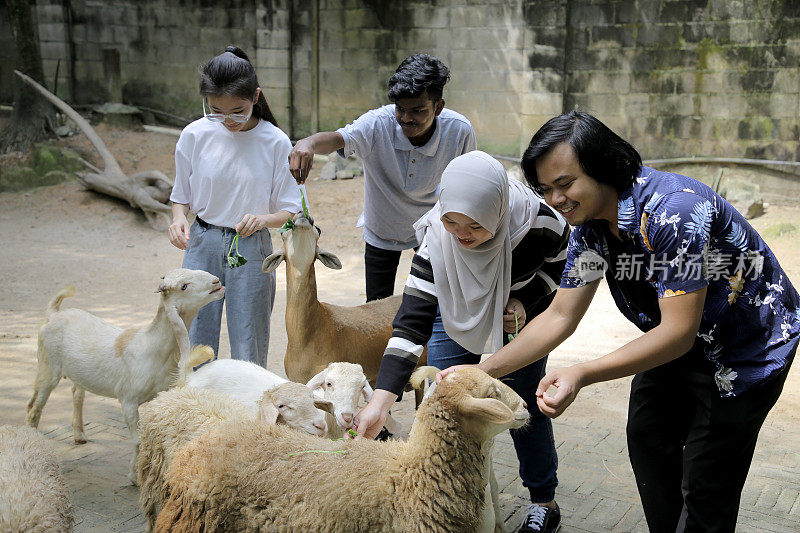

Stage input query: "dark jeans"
[
  {"left": 627, "top": 352, "right": 792, "bottom": 533},
  {"left": 427, "top": 313, "right": 559, "bottom": 503}
]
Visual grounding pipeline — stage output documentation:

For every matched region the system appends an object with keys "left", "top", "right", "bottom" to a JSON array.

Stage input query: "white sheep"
[
  {"left": 262, "top": 213, "right": 427, "bottom": 408},
  {"left": 154, "top": 366, "right": 530, "bottom": 532},
  {"left": 137, "top": 369, "right": 334, "bottom": 532},
  {"left": 0, "top": 425, "right": 73, "bottom": 532},
  {"left": 26, "top": 268, "right": 225, "bottom": 484},
  {"left": 306, "top": 361, "right": 404, "bottom": 438},
  {"left": 185, "top": 357, "right": 403, "bottom": 437}
]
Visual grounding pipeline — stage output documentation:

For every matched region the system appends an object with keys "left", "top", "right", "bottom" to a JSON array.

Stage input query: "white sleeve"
[
  {"left": 269, "top": 138, "right": 303, "bottom": 214},
  {"left": 169, "top": 132, "right": 192, "bottom": 205},
  {"left": 336, "top": 109, "right": 379, "bottom": 159},
  {"left": 462, "top": 126, "right": 477, "bottom": 154}
]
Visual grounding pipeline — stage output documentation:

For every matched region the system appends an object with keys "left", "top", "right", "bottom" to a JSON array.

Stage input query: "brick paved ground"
[
  {"left": 1, "top": 178, "right": 798, "bottom": 531},
  {"left": 2, "top": 276, "right": 798, "bottom": 532}
]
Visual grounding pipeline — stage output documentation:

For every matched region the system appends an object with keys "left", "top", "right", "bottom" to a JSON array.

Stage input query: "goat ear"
[
  {"left": 314, "top": 398, "right": 335, "bottom": 414},
  {"left": 258, "top": 401, "right": 280, "bottom": 425},
  {"left": 165, "top": 304, "right": 191, "bottom": 367},
  {"left": 315, "top": 247, "right": 342, "bottom": 270},
  {"left": 155, "top": 282, "right": 168, "bottom": 294},
  {"left": 305, "top": 369, "right": 327, "bottom": 391},
  {"left": 361, "top": 380, "right": 374, "bottom": 402},
  {"left": 459, "top": 397, "right": 515, "bottom": 425},
  {"left": 262, "top": 251, "right": 285, "bottom": 273}
]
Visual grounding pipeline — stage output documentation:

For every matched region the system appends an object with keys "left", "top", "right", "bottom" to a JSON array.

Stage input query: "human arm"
[
  {"left": 436, "top": 281, "right": 599, "bottom": 383},
  {"left": 353, "top": 389, "right": 398, "bottom": 440},
  {"left": 234, "top": 210, "right": 297, "bottom": 237},
  {"left": 537, "top": 287, "right": 707, "bottom": 418},
  {"left": 168, "top": 203, "right": 191, "bottom": 250},
  {"left": 288, "top": 132, "right": 345, "bottom": 184}
]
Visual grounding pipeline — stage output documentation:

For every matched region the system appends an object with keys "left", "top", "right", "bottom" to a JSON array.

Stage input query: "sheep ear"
[
  {"left": 314, "top": 398, "right": 335, "bottom": 415},
  {"left": 459, "top": 397, "right": 515, "bottom": 425},
  {"left": 258, "top": 401, "right": 280, "bottom": 424},
  {"left": 164, "top": 304, "right": 191, "bottom": 366},
  {"left": 262, "top": 251, "right": 285, "bottom": 273},
  {"left": 361, "top": 380, "right": 374, "bottom": 402},
  {"left": 315, "top": 247, "right": 342, "bottom": 270},
  {"left": 305, "top": 369, "right": 327, "bottom": 391}
]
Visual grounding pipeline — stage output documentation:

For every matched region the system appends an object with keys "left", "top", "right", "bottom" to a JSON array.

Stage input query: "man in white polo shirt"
[{"left": 289, "top": 53, "right": 477, "bottom": 301}]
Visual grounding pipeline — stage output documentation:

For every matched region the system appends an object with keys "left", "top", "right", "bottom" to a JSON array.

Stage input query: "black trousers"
[
  {"left": 364, "top": 242, "right": 403, "bottom": 302},
  {"left": 626, "top": 352, "right": 791, "bottom": 533}
]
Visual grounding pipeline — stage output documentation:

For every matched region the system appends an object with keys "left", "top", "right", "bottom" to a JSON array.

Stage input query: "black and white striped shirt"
[{"left": 375, "top": 201, "right": 570, "bottom": 395}]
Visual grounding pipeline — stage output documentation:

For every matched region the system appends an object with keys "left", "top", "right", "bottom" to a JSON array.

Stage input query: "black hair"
[
  {"left": 387, "top": 54, "right": 450, "bottom": 102},
  {"left": 521, "top": 111, "right": 642, "bottom": 194},
  {"left": 200, "top": 45, "right": 279, "bottom": 127}
]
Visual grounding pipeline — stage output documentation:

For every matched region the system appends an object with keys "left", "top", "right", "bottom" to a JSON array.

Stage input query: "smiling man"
[
  {"left": 288, "top": 54, "right": 476, "bottom": 301},
  {"left": 439, "top": 111, "right": 799, "bottom": 532}
]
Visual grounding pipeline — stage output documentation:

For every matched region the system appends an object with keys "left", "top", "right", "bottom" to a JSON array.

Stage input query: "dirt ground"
[{"left": 0, "top": 124, "right": 798, "bottom": 530}]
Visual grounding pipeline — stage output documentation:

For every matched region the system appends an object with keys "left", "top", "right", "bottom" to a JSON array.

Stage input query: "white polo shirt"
[
  {"left": 337, "top": 105, "right": 477, "bottom": 250},
  {"left": 171, "top": 118, "right": 302, "bottom": 228}
]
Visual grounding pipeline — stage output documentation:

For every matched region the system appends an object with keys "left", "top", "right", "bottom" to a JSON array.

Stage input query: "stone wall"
[{"left": 2, "top": 0, "right": 798, "bottom": 161}]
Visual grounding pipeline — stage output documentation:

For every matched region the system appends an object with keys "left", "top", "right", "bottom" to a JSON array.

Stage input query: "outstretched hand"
[
  {"left": 535, "top": 366, "right": 584, "bottom": 418},
  {"left": 435, "top": 364, "right": 478, "bottom": 384},
  {"left": 288, "top": 138, "right": 315, "bottom": 184}
]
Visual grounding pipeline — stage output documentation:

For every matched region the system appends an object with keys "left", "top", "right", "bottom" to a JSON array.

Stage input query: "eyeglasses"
[{"left": 203, "top": 99, "right": 251, "bottom": 123}]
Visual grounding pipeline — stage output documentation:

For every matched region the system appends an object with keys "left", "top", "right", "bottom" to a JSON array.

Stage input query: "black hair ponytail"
[{"left": 200, "top": 45, "right": 279, "bottom": 128}]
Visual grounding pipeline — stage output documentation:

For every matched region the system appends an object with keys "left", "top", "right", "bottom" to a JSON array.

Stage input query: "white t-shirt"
[
  {"left": 170, "top": 118, "right": 302, "bottom": 228},
  {"left": 336, "top": 105, "right": 477, "bottom": 250}
]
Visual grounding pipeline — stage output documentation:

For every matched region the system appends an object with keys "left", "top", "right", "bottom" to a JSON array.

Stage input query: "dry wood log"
[{"left": 14, "top": 69, "right": 173, "bottom": 229}]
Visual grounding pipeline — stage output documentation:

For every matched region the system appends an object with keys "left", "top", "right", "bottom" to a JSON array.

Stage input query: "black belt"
[
  {"left": 196, "top": 216, "right": 209, "bottom": 229},
  {"left": 195, "top": 217, "right": 234, "bottom": 231}
]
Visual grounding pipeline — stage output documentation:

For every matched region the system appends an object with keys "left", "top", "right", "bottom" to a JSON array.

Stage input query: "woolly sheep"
[
  {"left": 138, "top": 350, "right": 334, "bottom": 532},
  {"left": 154, "top": 366, "right": 529, "bottom": 532},
  {"left": 26, "top": 268, "right": 225, "bottom": 484},
  {"left": 0, "top": 425, "right": 73, "bottom": 532}
]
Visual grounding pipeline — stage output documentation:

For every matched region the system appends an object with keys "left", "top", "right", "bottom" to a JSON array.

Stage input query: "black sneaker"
[{"left": 519, "top": 502, "right": 561, "bottom": 533}]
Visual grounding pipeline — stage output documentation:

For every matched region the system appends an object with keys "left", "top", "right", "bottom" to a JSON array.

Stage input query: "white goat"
[
  {"left": 0, "top": 425, "right": 73, "bottom": 532},
  {"left": 262, "top": 213, "right": 426, "bottom": 407},
  {"left": 155, "top": 366, "right": 529, "bottom": 532},
  {"left": 26, "top": 268, "right": 224, "bottom": 484},
  {"left": 137, "top": 379, "right": 334, "bottom": 532}
]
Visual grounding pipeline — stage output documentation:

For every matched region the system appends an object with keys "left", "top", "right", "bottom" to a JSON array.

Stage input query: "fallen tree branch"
[{"left": 14, "top": 69, "right": 173, "bottom": 230}]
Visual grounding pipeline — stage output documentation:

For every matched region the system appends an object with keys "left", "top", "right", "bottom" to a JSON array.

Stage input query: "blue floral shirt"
[{"left": 561, "top": 166, "right": 799, "bottom": 396}]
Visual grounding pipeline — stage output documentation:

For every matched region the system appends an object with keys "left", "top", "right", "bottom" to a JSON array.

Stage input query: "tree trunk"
[{"left": 1, "top": 0, "right": 56, "bottom": 153}]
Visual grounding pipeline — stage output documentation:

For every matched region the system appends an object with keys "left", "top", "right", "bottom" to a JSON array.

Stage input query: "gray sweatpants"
[{"left": 182, "top": 220, "right": 275, "bottom": 368}]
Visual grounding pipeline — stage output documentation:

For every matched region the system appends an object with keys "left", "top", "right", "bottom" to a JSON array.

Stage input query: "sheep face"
[
  {"left": 440, "top": 367, "right": 529, "bottom": 440},
  {"left": 306, "top": 362, "right": 371, "bottom": 429},
  {"left": 262, "top": 214, "right": 341, "bottom": 274},
  {"left": 258, "top": 382, "right": 333, "bottom": 437},
  {"left": 157, "top": 268, "right": 224, "bottom": 311}
]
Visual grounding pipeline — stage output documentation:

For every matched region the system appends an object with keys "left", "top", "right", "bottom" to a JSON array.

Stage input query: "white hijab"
[{"left": 413, "top": 151, "right": 541, "bottom": 354}]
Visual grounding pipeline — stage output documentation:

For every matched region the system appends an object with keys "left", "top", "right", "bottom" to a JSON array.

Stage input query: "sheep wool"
[
  {"left": 155, "top": 367, "right": 529, "bottom": 532},
  {"left": 0, "top": 425, "right": 73, "bottom": 533}
]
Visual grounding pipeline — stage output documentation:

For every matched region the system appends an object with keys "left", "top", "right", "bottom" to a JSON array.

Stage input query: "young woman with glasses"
[{"left": 168, "top": 45, "right": 302, "bottom": 368}]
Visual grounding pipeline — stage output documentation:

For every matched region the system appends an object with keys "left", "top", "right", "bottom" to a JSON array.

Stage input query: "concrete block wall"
[
  {"left": 2, "top": 0, "right": 798, "bottom": 161},
  {"left": 564, "top": 0, "right": 800, "bottom": 161}
]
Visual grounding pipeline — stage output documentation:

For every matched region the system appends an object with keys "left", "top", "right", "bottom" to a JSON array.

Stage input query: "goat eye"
[
  {"left": 326, "top": 382, "right": 332, "bottom": 388},
  {"left": 181, "top": 283, "right": 187, "bottom": 290},
  {"left": 277, "top": 404, "right": 285, "bottom": 409}
]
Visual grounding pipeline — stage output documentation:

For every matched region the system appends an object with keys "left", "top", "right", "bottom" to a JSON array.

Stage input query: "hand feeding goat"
[
  {"left": 154, "top": 366, "right": 529, "bottom": 532},
  {"left": 26, "top": 268, "right": 224, "bottom": 484},
  {"left": 137, "top": 353, "right": 334, "bottom": 533},
  {"left": 0, "top": 425, "right": 73, "bottom": 533},
  {"left": 262, "top": 213, "right": 427, "bottom": 408}
]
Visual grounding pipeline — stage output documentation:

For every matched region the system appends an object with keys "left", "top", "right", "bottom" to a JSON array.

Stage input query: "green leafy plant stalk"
[{"left": 226, "top": 233, "right": 248, "bottom": 268}]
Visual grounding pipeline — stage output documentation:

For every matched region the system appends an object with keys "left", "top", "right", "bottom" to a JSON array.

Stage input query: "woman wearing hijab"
[{"left": 354, "top": 151, "right": 570, "bottom": 533}]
